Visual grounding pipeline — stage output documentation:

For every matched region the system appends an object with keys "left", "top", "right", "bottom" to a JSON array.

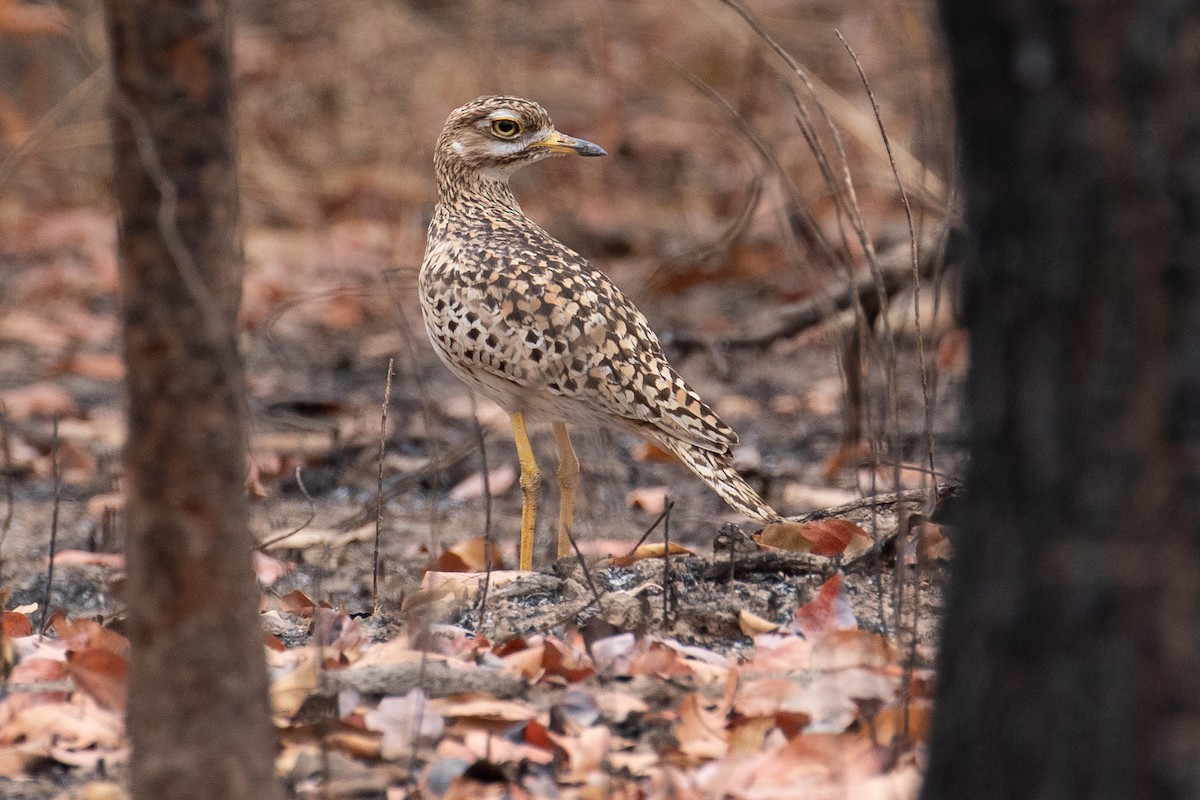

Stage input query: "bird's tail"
[{"left": 654, "top": 436, "right": 781, "bottom": 523}]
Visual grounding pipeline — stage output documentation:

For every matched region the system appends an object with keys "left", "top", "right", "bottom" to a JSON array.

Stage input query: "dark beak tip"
[{"left": 582, "top": 144, "right": 608, "bottom": 158}]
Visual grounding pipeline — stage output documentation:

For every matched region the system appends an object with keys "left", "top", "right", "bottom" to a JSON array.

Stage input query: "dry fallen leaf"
[
  {"left": 63, "top": 352, "right": 125, "bottom": 382},
  {"left": 430, "top": 694, "right": 540, "bottom": 724},
  {"left": 809, "top": 630, "right": 894, "bottom": 671},
  {"left": 448, "top": 464, "right": 516, "bottom": 502},
  {"left": 626, "top": 486, "right": 670, "bottom": 515},
  {"left": 742, "top": 633, "right": 813, "bottom": 675},
  {"left": 609, "top": 541, "right": 693, "bottom": 568},
  {"left": 436, "top": 538, "right": 507, "bottom": 573},
  {"left": 869, "top": 701, "right": 932, "bottom": 746},
  {"left": 793, "top": 573, "right": 857, "bottom": 638},
  {"left": 737, "top": 609, "right": 779, "bottom": 636},
  {"left": 2, "top": 611, "right": 32, "bottom": 638},
  {"left": 52, "top": 619, "right": 129, "bottom": 658},
  {"left": 85, "top": 492, "right": 124, "bottom": 518},
  {"left": 756, "top": 518, "right": 870, "bottom": 557},
  {"left": 270, "top": 649, "right": 319, "bottom": 719},
  {"left": 51, "top": 550, "right": 124, "bottom": 570},
  {"left": 364, "top": 689, "right": 444, "bottom": 760},
  {"left": 66, "top": 649, "right": 128, "bottom": 712},
  {"left": 673, "top": 694, "right": 728, "bottom": 760},
  {"left": 253, "top": 552, "right": 291, "bottom": 586},
  {"left": 0, "top": 382, "right": 77, "bottom": 421},
  {"left": 805, "top": 376, "right": 844, "bottom": 417},
  {"left": 630, "top": 442, "right": 676, "bottom": 464}
]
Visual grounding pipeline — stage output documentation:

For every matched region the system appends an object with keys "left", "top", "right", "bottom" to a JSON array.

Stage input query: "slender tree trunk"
[
  {"left": 104, "top": 2, "right": 282, "bottom": 798},
  {"left": 924, "top": 2, "right": 1200, "bottom": 798}
]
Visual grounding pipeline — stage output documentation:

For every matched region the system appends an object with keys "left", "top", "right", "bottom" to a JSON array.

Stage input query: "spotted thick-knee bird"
[{"left": 419, "top": 96, "right": 781, "bottom": 570}]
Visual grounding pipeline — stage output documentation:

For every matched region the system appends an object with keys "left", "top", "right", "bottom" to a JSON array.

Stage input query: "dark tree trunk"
[
  {"left": 924, "top": 2, "right": 1200, "bottom": 798},
  {"left": 104, "top": 2, "right": 282, "bottom": 798}
]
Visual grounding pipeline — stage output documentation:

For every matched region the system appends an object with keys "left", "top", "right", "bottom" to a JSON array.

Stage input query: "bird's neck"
[{"left": 434, "top": 158, "right": 522, "bottom": 215}]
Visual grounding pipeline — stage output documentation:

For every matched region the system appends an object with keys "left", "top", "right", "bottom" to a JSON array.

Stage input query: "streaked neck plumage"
[{"left": 434, "top": 146, "right": 524, "bottom": 215}]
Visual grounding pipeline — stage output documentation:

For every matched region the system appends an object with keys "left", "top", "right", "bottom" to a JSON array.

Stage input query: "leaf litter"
[{"left": 1, "top": 551, "right": 938, "bottom": 797}]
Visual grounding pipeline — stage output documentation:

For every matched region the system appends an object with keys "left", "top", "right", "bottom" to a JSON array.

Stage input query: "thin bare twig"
[
  {"left": 837, "top": 31, "right": 937, "bottom": 735},
  {"left": 567, "top": 523, "right": 606, "bottom": 615},
  {"left": 38, "top": 417, "right": 61, "bottom": 638},
  {"left": 0, "top": 67, "right": 107, "bottom": 191},
  {"left": 333, "top": 437, "right": 477, "bottom": 531},
  {"left": 624, "top": 500, "right": 675, "bottom": 555},
  {"left": 373, "top": 358, "right": 395, "bottom": 614},
  {"left": 662, "top": 500, "right": 673, "bottom": 627},
  {"left": 0, "top": 403, "right": 13, "bottom": 544},
  {"left": 380, "top": 269, "right": 446, "bottom": 567},
  {"left": 257, "top": 467, "right": 317, "bottom": 549},
  {"left": 472, "top": 392, "right": 494, "bottom": 633}
]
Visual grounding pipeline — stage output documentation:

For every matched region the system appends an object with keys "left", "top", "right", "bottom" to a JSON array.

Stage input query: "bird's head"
[{"left": 434, "top": 96, "right": 606, "bottom": 184}]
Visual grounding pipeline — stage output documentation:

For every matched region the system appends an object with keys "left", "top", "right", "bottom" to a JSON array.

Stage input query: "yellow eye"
[{"left": 491, "top": 118, "right": 521, "bottom": 139}]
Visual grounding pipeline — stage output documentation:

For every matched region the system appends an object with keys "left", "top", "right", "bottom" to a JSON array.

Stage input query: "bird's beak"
[{"left": 531, "top": 130, "right": 607, "bottom": 157}]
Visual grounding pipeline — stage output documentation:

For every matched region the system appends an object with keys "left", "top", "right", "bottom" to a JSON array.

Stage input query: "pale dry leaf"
[
  {"left": 742, "top": 633, "right": 813, "bottom": 675},
  {"left": 733, "top": 678, "right": 804, "bottom": 719},
  {"left": 738, "top": 610, "right": 779, "bottom": 636},
  {"left": 805, "top": 376, "right": 844, "bottom": 417},
  {"left": 270, "top": 649, "right": 318, "bottom": 719},
  {"left": 85, "top": 492, "right": 124, "bottom": 518},
  {"left": 448, "top": 464, "right": 516, "bottom": 502},
  {"left": 253, "top": 551, "right": 291, "bottom": 585},
  {"left": 0, "top": 382, "right": 77, "bottom": 421},
  {"left": 51, "top": 551, "right": 124, "bottom": 569},
  {"left": 261, "top": 523, "right": 374, "bottom": 552},
  {"left": 55, "top": 779, "right": 131, "bottom": 800},
  {"left": 324, "top": 729, "right": 382, "bottom": 759},
  {"left": 0, "top": 309, "right": 71, "bottom": 350},
  {"left": 589, "top": 632, "right": 637, "bottom": 673},
  {"left": 627, "top": 486, "right": 670, "bottom": 515},
  {"left": 810, "top": 630, "right": 894, "bottom": 671},
  {"left": 779, "top": 484, "right": 861, "bottom": 512},
  {"left": 674, "top": 694, "right": 728, "bottom": 760},
  {"left": 461, "top": 728, "right": 554, "bottom": 765},
  {"left": 594, "top": 689, "right": 649, "bottom": 723},
  {"left": 429, "top": 694, "right": 540, "bottom": 723},
  {"left": 713, "top": 394, "right": 759, "bottom": 422},
  {"left": 438, "top": 394, "right": 509, "bottom": 433},
  {"left": 64, "top": 353, "right": 125, "bottom": 382},
  {"left": 609, "top": 541, "right": 694, "bottom": 567},
  {"left": 845, "top": 764, "right": 921, "bottom": 800},
  {"left": 364, "top": 689, "right": 443, "bottom": 760}
]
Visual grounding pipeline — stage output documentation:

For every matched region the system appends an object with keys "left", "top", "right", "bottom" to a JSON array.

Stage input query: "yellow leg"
[
  {"left": 553, "top": 422, "right": 579, "bottom": 559},
  {"left": 510, "top": 412, "right": 540, "bottom": 571}
]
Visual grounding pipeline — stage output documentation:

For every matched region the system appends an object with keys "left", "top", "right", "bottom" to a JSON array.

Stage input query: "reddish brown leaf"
[
  {"left": 435, "top": 538, "right": 507, "bottom": 573},
  {"left": 66, "top": 649, "right": 128, "bottom": 712},
  {"left": 630, "top": 442, "right": 676, "bottom": 463},
  {"left": 540, "top": 636, "right": 595, "bottom": 683},
  {"left": 2, "top": 611, "right": 32, "bottom": 638},
  {"left": 793, "top": 572, "right": 857, "bottom": 637},
  {"left": 63, "top": 353, "right": 125, "bottom": 382},
  {"left": 757, "top": 518, "right": 868, "bottom": 556},
  {"left": 52, "top": 618, "right": 130, "bottom": 657}
]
